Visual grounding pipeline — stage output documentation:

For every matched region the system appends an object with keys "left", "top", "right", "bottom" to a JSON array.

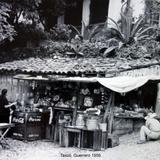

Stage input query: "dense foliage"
[
  {"left": 145, "top": 0, "right": 160, "bottom": 13},
  {"left": 0, "top": 2, "right": 16, "bottom": 44},
  {"left": 1, "top": 0, "right": 160, "bottom": 62},
  {"left": 0, "top": 0, "right": 80, "bottom": 45}
]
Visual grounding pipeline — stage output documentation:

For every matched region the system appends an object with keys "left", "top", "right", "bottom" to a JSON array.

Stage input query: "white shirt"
[{"left": 145, "top": 118, "right": 160, "bottom": 132}]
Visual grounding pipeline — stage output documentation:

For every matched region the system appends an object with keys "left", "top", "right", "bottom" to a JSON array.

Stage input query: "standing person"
[
  {"left": 137, "top": 113, "right": 160, "bottom": 144},
  {"left": 0, "top": 89, "right": 16, "bottom": 123}
]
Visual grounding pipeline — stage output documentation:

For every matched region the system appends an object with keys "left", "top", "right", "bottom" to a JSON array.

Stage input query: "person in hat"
[
  {"left": 0, "top": 89, "right": 17, "bottom": 123},
  {"left": 137, "top": 112, "right": 160, "bottom": 144}
]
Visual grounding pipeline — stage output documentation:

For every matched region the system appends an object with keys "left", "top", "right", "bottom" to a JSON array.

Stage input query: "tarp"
[
  {"left": 97, "top": 76, "right": 160, "bottom": 93},
  {"left": 50, "top": 75, "right": 160, "bottom": 93},
  {"left": 14, "top": 74, "right": 160, "bottom": 93},
  {"left": 55, "top": 75, "right": 160, "bottom": 93}
]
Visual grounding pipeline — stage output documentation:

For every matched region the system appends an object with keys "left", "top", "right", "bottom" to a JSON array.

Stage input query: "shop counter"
[
  {"left": 113, "top": 115, "right": 145, "bottom": 135},
  {"left": 11, "top": 111, "right": 49, "bottom": 141}
]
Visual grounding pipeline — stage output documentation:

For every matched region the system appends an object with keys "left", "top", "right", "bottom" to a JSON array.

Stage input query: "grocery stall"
[
  {"left": 8, "top": 73, "right": 159, "bottom": 149},
  {"left": 0, "top": 57, "right": 160, "bottom": 150}
]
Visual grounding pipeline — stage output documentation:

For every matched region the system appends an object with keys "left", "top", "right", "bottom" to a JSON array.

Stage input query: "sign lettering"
[
  {"left": 28, "top": 134, "right": 39, "bottom": 138},
  {"left": 12, "top": 117, "right": 25, "bottom": 124},
  {"left": 28, "top": 116, "right": 41, "bottom": 122},
  {"left": 13, "top": 132, "right": 23, "bottom": 137}
]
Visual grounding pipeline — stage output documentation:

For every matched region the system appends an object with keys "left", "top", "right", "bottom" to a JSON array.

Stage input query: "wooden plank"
[
  {"left": 93, "top": 130, "right": 102, "bottom": 151},
  {"left": 101, "top": 131, "right": 108, "bottom": 149},
  {"left": 66, "top": 128, "right": 81, "bottom": 133}
]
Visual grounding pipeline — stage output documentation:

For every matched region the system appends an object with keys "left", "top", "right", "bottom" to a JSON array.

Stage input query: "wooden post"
[
  {"left": 72, "top": 82, "right": 80, "bottom": 126},
  {"left": 81, "top": 0, "right": 91, "bottom": 36},
  {"left": 103, "top": 93, "right": 112, "bottom": 123},
  {"left": 57, "top": 15, "right": 65, "bottom": 25},
  {"left": 158, "top": 13, "right": 160, "bottom": 28},
  {"left": 155, "top": 83, "right": 160, "bottom": 116},
  {"left": 108, "top": 92, "right": 115, "bottom": 134}
]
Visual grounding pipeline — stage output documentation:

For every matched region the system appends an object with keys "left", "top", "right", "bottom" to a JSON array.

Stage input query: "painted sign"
[{"left": 12, "top": 117, "right": 25, "bottom": 124}]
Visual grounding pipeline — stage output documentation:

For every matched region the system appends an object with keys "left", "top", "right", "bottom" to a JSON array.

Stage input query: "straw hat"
[{"left": 145, "top": 113, "right": 157, "bottom": 120}]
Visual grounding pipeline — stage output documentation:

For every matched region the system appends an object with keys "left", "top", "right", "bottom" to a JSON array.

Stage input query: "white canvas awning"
[
  {"left": 56, "top": 75, "right": 160, "bottom": 93},
  {"left": 51, "top": 75, "right": 160, "bottom": 93},
  {"left": 97, "top": 76, "right": 160, "bottom": 93},
  {"left": 14, "top": 74, "right": 160, "bottom": 93}
]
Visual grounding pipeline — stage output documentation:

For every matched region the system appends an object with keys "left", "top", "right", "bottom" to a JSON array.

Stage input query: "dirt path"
[{"left": 0, "top": 132, "right": 160, "bottom": 160}]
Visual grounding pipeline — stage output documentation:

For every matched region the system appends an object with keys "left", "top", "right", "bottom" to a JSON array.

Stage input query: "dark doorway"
[
  {"left": 114, "top": 81, "right": 157, "bottom": 111},
  {"left": 65, "top": 1, "right": 83, "bottom": 26},
  {"left": 90, "top": 0, "right": 109, "bottom": 24},
  {"left": 141, "top": 82, "right": 157, "bottom": 110}
]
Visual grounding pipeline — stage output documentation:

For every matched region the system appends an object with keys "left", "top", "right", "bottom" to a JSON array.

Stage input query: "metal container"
[
  {"left": 86, "top": 116, "right": 98, "bottom": 130},
  {"left": 76, "top": 114, "right": 85, "bottom": 128}
]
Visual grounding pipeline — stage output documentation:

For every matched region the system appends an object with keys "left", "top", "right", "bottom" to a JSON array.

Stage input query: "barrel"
[
  {"left": 76, "top": 114, "right": 85, "bottom": 128},
  {"left": 86, "top": 116, "right": 98, "bottom": 130},
  {"left": 99, "top": 123, "right": 107, "bottom": 132}
]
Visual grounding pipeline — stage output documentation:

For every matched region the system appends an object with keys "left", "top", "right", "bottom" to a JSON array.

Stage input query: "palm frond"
[
  {"left": 120, "top": 2, "right": 133, "bottom": 43},
  {"left": 88, "top": 25, "right": 102, "bottom": 41},
  {"left": 120, "top": 13, "right": 132, "bottom": 42},
  {"left": 136, "top": 35, "right": 150, "bottom": 41},
  {"left": 107, "top": 17, "right": 122, "bottom": 34},
  {"left": 103, "top": 46, "right": 117, "bottom": 57},
  {"left": 69, "top": 25, "right": 81, "bottom": 36},
  {"left": 130, "top": 17, "right": 144, "bottom": 37},
  {"left": 110, "top": 27, "right": 126, "bottom": 43},
  {"left": 137, "top": 26, "right": 154, "bottom": 38}
]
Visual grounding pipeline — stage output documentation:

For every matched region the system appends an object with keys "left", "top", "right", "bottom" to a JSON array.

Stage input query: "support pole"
[
  {"left": 72, "top": 83, "right": 80, "bottom": 126},
  {"left": 108, "top": 92, "right": 115, "bottom": 134},
  {"left": 155, "top": 83, "right": 160, "bottom": 116},
  {"left": 57, "top": 15, "right": 65, "bottom": 25}
]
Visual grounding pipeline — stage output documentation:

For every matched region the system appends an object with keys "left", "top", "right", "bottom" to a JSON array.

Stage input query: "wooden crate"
[
  {"left": 108, "top": 133, "right": 119, "bottom": 148},
  {"left": 80, "top": 129, "right": 102, "bottom": 151},
  {"left": 64, "top": 127, "right": 81, "bottom": 148},
  {"left": 101, "top": 131, "right": 108, "bottom": 150}
]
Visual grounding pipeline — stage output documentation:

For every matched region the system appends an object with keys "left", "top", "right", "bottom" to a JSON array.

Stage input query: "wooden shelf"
[
  {"left": 53, "top": 107, "right": 74, "bottom": 111},
  {"left": 114, "top": 115, "right": 144, "bottom": 119}
]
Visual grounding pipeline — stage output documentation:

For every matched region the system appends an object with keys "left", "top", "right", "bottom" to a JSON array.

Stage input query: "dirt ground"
[{"left": 0, "top": 132, "right": 160, "bottom": 160}]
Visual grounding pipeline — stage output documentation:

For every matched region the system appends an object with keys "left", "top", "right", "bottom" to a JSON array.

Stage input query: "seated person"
[{"left": 137, "top": 113, "right": 160, "bottom": 144}]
